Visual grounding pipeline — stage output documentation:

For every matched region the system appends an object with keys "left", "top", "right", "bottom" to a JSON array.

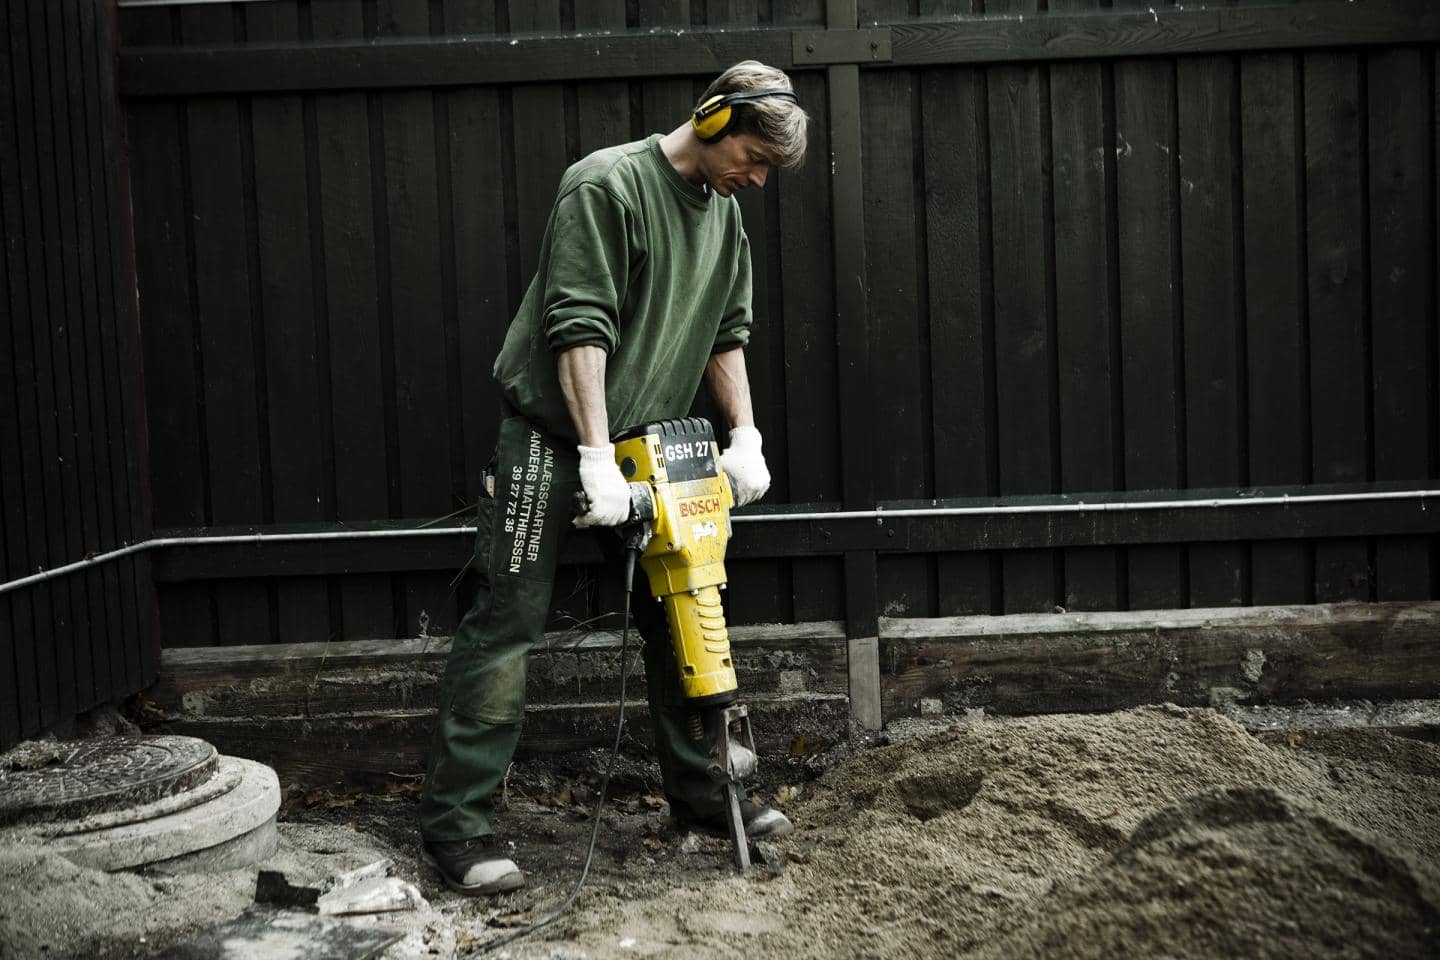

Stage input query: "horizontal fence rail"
[{"left": 118, "top": 2, "right": 1439, "bottom": 95}]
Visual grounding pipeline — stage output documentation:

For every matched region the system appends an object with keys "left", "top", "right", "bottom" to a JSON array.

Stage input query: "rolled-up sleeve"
[
  {"left": 712, "top": 227, "right": 752, "bottom": 353},
  {"left": 543, "top": 183, "right": 633, "bottom": 355}
]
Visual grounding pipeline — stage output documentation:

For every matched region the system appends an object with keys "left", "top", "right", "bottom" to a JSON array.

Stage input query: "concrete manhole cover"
[{"left": 0, "top": 735, "right": 218, "bottom": 826}]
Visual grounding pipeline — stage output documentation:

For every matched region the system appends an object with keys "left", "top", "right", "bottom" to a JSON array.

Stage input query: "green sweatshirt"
[{"left": 492, "top": 134, "right": 753, "bottom": 442}]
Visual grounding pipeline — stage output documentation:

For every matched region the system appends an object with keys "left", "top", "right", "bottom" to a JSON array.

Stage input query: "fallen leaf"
[{"left": 304, "top": 788, "right": 360, "bottom": 809}]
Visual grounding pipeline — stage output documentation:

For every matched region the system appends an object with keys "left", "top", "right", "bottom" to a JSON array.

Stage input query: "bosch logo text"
[{"left": 678, "top": 496, "right": 721, "bottom": 517}]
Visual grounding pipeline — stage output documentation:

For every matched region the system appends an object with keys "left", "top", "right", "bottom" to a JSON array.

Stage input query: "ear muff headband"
[{"left": 691, "top": 89, "right": 799, "bottom": 143}]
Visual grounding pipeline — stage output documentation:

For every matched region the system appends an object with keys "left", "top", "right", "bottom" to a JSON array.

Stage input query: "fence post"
[{"left": 825, "top": 0, "right": 882, "bottom": 733}]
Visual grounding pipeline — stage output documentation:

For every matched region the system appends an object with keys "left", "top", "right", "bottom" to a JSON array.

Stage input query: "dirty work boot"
[
  {"left": 421, "top": 836, "right": 525, "bottom": 895},
  {"left": 675, "top": 799, "right": 794, "bottom": 838}
]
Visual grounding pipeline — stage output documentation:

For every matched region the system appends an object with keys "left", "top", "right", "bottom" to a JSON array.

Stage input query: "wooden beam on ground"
[
  {"left": 154, "top": 696, "right": 852, "bottom": 790},
  {"left": 1236, "top": 699, "right": 1440, "bottom": 741},
  {"left": 145, "top": 603, "right": 1440, "bottom": 786},
  {"left": 146, "top": 623, "right": 851, "bottom": 787},
  {"left": 151, "top": 622, "right": 848, "bottom": 719},
  {"left": 880, "top": 602, "right": 1440, "bottom": 719}
]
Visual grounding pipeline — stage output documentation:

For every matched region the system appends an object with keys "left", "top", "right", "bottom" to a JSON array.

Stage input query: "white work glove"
[
  {"left": 575, "top": 444, "right": 631, "bottom": 528},
  {"left": 719, "top": 426, "right": 771, "bottom": 508}
]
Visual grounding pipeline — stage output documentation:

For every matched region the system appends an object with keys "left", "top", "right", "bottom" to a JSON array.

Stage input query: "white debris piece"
[
  {"left": 317, "top": 876, "right": 428, "bottom": 916},
  {"left": 323, "top": 858, "right": 392, "bottom": 892}
]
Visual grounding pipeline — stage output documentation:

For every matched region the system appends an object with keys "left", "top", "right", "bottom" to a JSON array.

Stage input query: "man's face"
[{"left": 698, "top": 132, "right": 775, "bottom": 197}]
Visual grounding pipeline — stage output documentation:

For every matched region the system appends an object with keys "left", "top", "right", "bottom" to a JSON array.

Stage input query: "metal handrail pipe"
[{"left": 3, "top": 487, "right": 1437, "bottom": 596}]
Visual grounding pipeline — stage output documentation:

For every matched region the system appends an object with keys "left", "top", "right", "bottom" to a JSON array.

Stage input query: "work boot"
[
  {"left": 421, "top": 835, "right": 525, "bottom": 895},
  {"left": 674, "top": 798, "right": 794, "bottom": 838}
]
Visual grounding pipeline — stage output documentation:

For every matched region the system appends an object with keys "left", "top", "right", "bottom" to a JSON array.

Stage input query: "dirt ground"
[{"left": 3, "top": 705, "right": 1439, "bottom": 959}]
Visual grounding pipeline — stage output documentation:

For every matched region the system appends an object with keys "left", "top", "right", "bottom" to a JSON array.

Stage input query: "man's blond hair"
[{"left": 697, "top": 61, "right": 808, "bottom": 168}]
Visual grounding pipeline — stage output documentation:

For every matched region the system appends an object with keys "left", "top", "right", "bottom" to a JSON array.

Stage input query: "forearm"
[
  {"left": 704, "top": 347, "right": 756, "bottom": 431},
  {"left": 556, "top": 345, "right": 611, "bottom": 446}
]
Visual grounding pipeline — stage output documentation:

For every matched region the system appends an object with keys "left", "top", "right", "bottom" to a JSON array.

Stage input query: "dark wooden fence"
[
  {"left": 2, "top": 0, "right": 153, "bottom": 749},
  {"left": 115, "top": 1, "right": 1439, "bottom": 659}
]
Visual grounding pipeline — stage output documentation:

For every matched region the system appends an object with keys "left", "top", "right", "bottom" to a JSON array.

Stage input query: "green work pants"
[{"left": 419, "top": 414, "right": 732, "bottom": 841}]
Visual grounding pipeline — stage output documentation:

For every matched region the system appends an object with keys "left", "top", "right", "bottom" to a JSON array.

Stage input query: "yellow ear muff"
[
  {"left": 691, "top": 95, "right": 733, "bottom": 143},
  {"left": 691, "top": 89, "right": 800, "bottom": 144}
]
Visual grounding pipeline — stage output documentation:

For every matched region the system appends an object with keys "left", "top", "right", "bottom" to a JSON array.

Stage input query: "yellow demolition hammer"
[{"left": 584, "top": 417, "right": 759, "bottom": 871}]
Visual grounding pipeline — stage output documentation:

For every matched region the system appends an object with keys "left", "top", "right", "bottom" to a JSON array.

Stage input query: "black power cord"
[{"left": 465, "top": 548, "right": 641, "bottom": 956}]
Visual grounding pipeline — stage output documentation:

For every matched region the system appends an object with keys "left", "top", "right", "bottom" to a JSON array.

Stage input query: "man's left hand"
[{"left": 720, "top": 426, "right": 770, "bottom": 507}]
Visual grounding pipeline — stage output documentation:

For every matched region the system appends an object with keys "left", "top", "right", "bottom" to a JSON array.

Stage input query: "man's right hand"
[{"left": 575, "top": 444, "right": 631, "bottom": 527}]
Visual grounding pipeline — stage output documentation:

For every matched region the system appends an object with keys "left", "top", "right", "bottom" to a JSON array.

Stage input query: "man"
[{"left": 419, "top": 61, "right": 809, "bottom": 895}]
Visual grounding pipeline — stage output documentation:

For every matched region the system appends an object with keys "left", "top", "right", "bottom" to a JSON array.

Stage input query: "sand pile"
[
  {"left": 973, "top": 787, "right": 1439, "bottom": 960},
  {"left": 533, "top": 706, "right": 1440, "bottom": 959}
]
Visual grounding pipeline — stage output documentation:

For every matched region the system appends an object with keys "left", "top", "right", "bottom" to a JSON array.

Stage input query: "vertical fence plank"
[
  {"left": 1305, "top": 52, "right": 1371, "bottom": 602},
  {"left": 777, "top": 52, "right": 844, "bottom": 622},
  {"left": 1051, "top": 0, "right": 1120, "bottom": 612},
  {"left": 35, "top": 0, "right": 89, "bottom": 715},
  {"left": 75, "top": 0, "right": 130, "bottom": 704},
  {"left": 1369, "top": 49, "right": 1435, "bottom": 600},
  {"left": 247, "top": 3, "right": 331, "bottom": 644},
  {"left": 67, "top": 0, "right": 122, "bottom": 704},
  {"left": 0, "top": 20, "right": 32, "bottom": 738},
  {"left": 124, "top": 9, "right": 214, "bottom": 648},
  {"left": 307, "top": 1, "right": 394, "bottom": 640},
  {"left": 95, "top": 0, "right": 152, "bottom": 686},
  {"left": 30, "top": 0, "right": 85, "bottom": 721},
  {"left": 988, "top": 0, "right": 1058, "bottom": 613},
  {"left": 12, "top": 0, "right": 69, "bottom": 728},
  {"left": 573, "top": 2, "right": 631, "bottom": 155},
  {"left": 378, "top": 0, "right": 458, "bottom": 636},
  {"left": 49, "top": 0, "right": 103, "bottom": 710},
  {"left": 180, "top": 5, "right": 272, "bottom": 644},
  {"left": 637, "top": 1, "right": 696, "bottom": 140},
  {"left": 1115, "top": 55, "right": 1185, "bottom": 610},
  {"left": 1242, "top": 53, "right": 1310, "bottom": 604},
  {"left": 1180, "top": 56, "right": 1247, "bottom": 606},
  {"left": 863, "top": 35, "right": 934, "bottom": 617},
  {"left": 130, "top": 175, "right": 211, "bottom": 646},
  {"left": 444, "top": 2, "right": 506, "bottom": 497},
  {"left": 509, "top": 1, "right": 573, "bottom": 285},
  {"left": 921, "top": 0, "right": 994, "bottom": 617},
  {"left": 923, "top": 59, "right": 997, "bottom": 615}
]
